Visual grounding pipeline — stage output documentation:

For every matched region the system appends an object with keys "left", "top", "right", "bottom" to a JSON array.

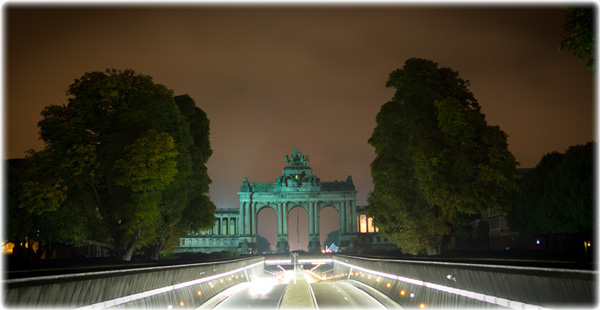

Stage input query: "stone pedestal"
[
  {"left": 308, "top": 235, "right": 322, "bottom": 253},
  {"left": 277, "top": 235, "right": 290, "bottom": 253}
]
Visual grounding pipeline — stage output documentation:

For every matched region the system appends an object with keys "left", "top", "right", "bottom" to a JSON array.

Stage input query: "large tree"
[
  {"left": 368, "top": 58, "right": 519, "bottom": 255},
  {"left": 506, "top": 142, "right": 594, "bottom": 236},
  {"left": 21, "top": 69, "right": 214, "bottom": 261},
  {"left": 143, "top": 94, "right": 216, "bottom": 260}
]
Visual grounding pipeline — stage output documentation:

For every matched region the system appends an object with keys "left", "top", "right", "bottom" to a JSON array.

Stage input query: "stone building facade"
[{"left": 176, "top": 148, "right": 395, "bottom": 254}]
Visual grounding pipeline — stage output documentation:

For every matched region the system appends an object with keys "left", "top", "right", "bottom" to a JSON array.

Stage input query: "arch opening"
[
  {"left": 320, "top": 206, "right": 340, "bottom": 252},
  {"left": 288, "top": 206, "right": 308, "bottom": 252},
  {"left": 257, "top": 207, "right": 277, "bottom": 253}
]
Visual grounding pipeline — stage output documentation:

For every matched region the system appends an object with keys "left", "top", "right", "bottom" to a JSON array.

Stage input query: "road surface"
[
  {"left": 310, "top": 281, "right": 386, "bottom": 309},
  {"left": 212, "top": 281, "right": 287, "bottom": 309},
  {"left": 208, "top": 278, "right": 388, "bottom": 309}
]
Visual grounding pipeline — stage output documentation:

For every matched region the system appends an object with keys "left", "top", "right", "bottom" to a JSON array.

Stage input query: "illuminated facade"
[
  {"left": 238, "top": 147, "right": 357, "bottom": 253},
  {"left": 176, "top": 148, "right": 396, "bottom": 254}
]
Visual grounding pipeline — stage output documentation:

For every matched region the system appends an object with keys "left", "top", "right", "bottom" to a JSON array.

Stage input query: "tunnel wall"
[
  {"left": 332, "top": 255, "right": 596, "bottom": 309},
  {"left": 4, "top": 256, "right": 264, "bottom": 309}
]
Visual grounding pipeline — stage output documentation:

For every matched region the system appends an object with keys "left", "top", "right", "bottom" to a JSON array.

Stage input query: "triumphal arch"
[{"left": 238, "top": 147, "right": 357, "bottom": 253}]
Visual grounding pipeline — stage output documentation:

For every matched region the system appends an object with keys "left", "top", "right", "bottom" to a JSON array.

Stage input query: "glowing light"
[
  {"left": 179, "top": 301, "right": 184, "bottom": 306},
  {"left": 334, "top": 258, "right": 564, "bottom": 310},
  {"left": 249, "top": 278, "right": 277, "bottom": 295},
  {"left": 420, "top": 303, "right": 426, "bottom": 309},
  {"left": 376, "top": 277, "right": 380, "bottom": 283},
  {"left": 74, "top": 261, "right": 265, "bottom": 310},
  {"left": 386, "top": 283, "right": 391, "bottom": 288},
  {"left": 209, "top": 283, "right": 214, "bottom": 289},
  {"left": 197, "top": 291, "right": 202, "bottom": 296}
]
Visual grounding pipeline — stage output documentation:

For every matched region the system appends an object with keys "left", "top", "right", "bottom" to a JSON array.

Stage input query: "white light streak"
[
  {"left": 335, "top": 259, "right": 550, "bottom": 310},
  {"left": 77, "top": 261, "right": 263, "bottom": 310}
]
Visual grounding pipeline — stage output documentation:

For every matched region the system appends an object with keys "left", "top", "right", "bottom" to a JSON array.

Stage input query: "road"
[
  {"left": 212, "top": 280, "right": 287, "bottom": 309},
  {"left": 310, "top": 281, "right": 386, "bottom": 309},
  {"left": 208, "top": 277, "right": 388, "bottom": 309}
]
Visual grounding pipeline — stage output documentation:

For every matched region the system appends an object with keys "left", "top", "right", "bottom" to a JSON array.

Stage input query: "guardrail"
[
  {"left": 4, "top": 257, "right": 264, "bottom": 309},
  {"left": 331, "top": 255, "right": 596, "bottom": 309}
]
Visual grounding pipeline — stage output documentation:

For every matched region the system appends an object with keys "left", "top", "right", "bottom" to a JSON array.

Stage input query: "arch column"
[
  {"left": 339, "top": 199, "right": 357, "bottom": 251},
  {"left": 276, "top": 202, "right": 290, "bottom": 253},
  {"left": 308, "top": 202, "right": 321, "bottom": 253}
]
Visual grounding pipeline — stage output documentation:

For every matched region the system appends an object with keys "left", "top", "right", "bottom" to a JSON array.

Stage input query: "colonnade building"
[{"left": 176, "top": 148, "right": 397, "bottom": 254}]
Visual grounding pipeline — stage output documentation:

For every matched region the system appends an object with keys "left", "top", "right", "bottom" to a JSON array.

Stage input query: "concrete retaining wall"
[
  {"left": 4, "top": 257, "right": 264, "bottom": 309},
  {"left": 332, "top": 255, "right": 596, "bottom": 309}
]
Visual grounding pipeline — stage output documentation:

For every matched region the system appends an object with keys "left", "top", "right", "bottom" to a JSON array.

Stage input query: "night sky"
[{"left": 4, "top": 4, "right": 595, "bottom": 250}]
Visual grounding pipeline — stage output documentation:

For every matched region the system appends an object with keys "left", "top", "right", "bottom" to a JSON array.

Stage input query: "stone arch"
[
  {"left": 287, "top": 206, "right": 309, "bottom": 251},
  {"left": 222, "top": 218, "right": 228, "bottom": 235},
  {"left": 319, "top": 205, "right": 340, "bottom": 252},
  {"left": 256, "top": 205, "right": 277, "bottom": 253},
  {"left": 229, "top": 218, "right": 236, "bottom": 235}
]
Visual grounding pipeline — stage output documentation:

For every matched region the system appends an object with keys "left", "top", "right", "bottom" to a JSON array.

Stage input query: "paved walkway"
[{"left": 279, "top": 277, "right": 316, "bottom": 309}]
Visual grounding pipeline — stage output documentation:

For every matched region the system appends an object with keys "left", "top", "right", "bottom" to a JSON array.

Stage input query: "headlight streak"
[
  {"left": 76, "top": 261, "right": 263, "bottom": 310},
  {"left": 334, "top": 259, "right": 549, "bottom": 310},
  {"left": 306, "top": 270, "right": 326, "bottom": 281}
]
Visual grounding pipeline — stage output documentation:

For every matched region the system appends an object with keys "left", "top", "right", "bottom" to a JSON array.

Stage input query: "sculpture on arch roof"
[{"left": 285, "top": 146, "right": 310, "bottom": 166}]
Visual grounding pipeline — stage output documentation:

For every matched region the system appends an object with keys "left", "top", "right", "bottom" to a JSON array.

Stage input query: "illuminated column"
[
  {"left": 314, "top": 203, "right": 320, "bottom": 236},
  {"left": 308, "top": 203, "right": 314, "bottom": 235},
  {"left": 346, "top": 201, "right": 352, "bottom": 233},
  {"left": 244, "top": 202, "right": 250, "bottom": 236},
  {"left": 251, "top": 202, "right": 257, "bottom": 236},
  {"left": 283, "top": 202, "right": 288, "bottom": 236},
  {"left": 350, "top": 201, "right": 356, "bottom": 233},
  {"left": 341, "top": 201, "right": 347, "bottom": 235},
  {"left": 277, "top": 202, "right": 290, "bottom": 253},
  {"left": 277, "top": 203, "right": 282, "bottom": 235},
  {"left": 308, "top": 202, "right": 321, "bottom": 253}
]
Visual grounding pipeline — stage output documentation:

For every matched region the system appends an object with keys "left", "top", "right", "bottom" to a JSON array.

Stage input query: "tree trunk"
[
  {"left": 426, "top": 234, "right": 451, "bottom": 256},
  {"left": 116, "top": 224, "right": 142, "bottom": 261},
  {"left": 148, "top": 242, "right": 164, "bottom": 261}
]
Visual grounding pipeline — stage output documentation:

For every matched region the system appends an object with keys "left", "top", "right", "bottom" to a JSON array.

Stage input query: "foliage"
[
  {"left": 558, "top": 7, "right": 595, "bottom": 70},
  {"left": 144, "top": 94, "right": 216, "bottom": 259},
  {"left": 257, "top": 235, "right": 271, "bottom": 253},
  {"left": 323, "top": 229, "right": 340, "bottom": 248},
  {"left": 368, "top": 58, "right": 519, "bottom": 255},
  {"left": 20, "top": 69, "right": 214, "bottom": 261},
  {"left": 506, "top": 142, "right": 595, "bottom": 235}
]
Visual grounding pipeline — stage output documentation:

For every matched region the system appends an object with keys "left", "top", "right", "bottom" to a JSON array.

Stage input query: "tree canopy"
[
  {"left": 558, "top": 7, "right": 595, "bottom": 70},
  {"left": 506, "top": 142, "right": 595, "bottom": 235},
  {"left": 367, "top": 58, "right": 519, "bottom": 255},
  {"left": 20, "top": 69, "right": 215, "bottom": 261}
]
